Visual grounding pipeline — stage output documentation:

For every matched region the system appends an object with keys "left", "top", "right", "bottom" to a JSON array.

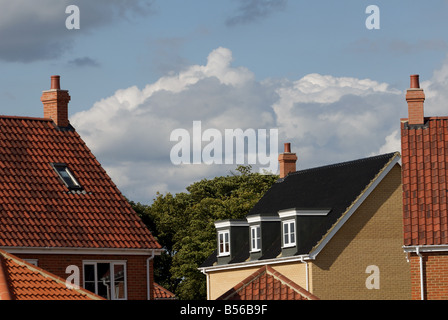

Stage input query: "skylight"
[{"left": 51, "top": 163, "right": 81, "bottom": 190}]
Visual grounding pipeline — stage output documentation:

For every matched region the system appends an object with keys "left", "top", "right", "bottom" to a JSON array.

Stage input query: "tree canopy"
[{"left": 130, "top": 165, "right": 278, "bottom": 300}]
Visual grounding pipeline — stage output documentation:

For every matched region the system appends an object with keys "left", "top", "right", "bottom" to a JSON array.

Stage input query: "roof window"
[{"left": 51, "top": 163, "right": 81, "bottom": 190}]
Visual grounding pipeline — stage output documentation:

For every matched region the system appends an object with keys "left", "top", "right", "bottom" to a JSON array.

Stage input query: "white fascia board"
[
  {"left": 246, "top": 215, "right": 280, "bottom": 224},
  {"left": 214, "top": 220, "right": 249, "bottom": 229},
  {"left": 1, "top": 247, "right": 164, "bottom": 256},
  {"left": 278, "top": 208, "right": 331, "bottom": 219},
  {"left": 308, "top": 153, "right": 401, "bottom": 259},
  {"left": 200, "top": 254, "right": 313, "bottom": 273},
  {"left": 403, "top": 245, "right": 448, "bottom": 253}
]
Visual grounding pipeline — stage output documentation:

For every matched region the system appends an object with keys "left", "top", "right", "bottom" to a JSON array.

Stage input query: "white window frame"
[
  {"left": 282, "top": 219, "right": 296, "bottom": 248},
  {"left": 82, "top": 260, "right": 127, "bottom": 300},
  {"left": 250, "top": 225, "right": 261, "bottom": 252},
  {"left": 218, "top": 230, "right": 230, "bottom": 256}
]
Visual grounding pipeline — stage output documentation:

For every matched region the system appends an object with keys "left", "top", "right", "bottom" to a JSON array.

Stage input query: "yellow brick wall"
[{"left": 310, "top": 164, "right": 411, "bottom": 299}]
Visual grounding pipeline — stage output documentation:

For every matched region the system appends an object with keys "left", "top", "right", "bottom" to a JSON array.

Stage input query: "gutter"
[{"left": 200, "top": 254, "right": 313, "bottom": 273}]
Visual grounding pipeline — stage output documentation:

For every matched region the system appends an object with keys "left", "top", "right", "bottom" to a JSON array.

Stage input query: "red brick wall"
[
  {"left": 15, "top": 253, "right": 154, "bottom": 300},
  {"left": 409, "top": 252, "right": 448, "bottom": 300}
]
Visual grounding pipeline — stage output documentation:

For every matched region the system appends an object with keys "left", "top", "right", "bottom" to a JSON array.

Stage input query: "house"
[
  {"left": 200, "top": 144, "right": 411, "bottom": 299},
  {"left": 0, "top": 75, "right": 165, "bottom": 300},
  {"left": 0, "top": 248, "right": 103, "bottom": 300},
  {"left": 401, "top": 74, "right": 448, "bottom": 300}
]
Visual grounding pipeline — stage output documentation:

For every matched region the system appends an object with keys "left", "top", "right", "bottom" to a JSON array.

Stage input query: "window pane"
[
  {"left": 84, "top": 264, "right": 95, "bottom": 281},
  {"left": 84, "top": 282, "right": 95, "bottom": 294},
  {"left": 97, "top": 263, "right": 111, "bottom": 300},
  {"left": 290, "top": 222, "right": 295, "bottom": 243},
  {"left": 113, "top": 264, "right": 126, "bottom": 299},
  {"left": 53, "top": 164, "right": 80, "bottom": 189},
  {"left": 284, "top": 223, "right": 289, "bottom": 245},
  {"left": 219, "top": 233, "right": 224, "bottom": 253}
]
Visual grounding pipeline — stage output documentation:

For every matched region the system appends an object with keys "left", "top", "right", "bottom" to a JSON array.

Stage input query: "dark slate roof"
[
  {"left": 201, "top": 152, "right": 399, "bottom": 268},
  {"left": 249, "top": 152, "right": 398, "bottom": 216}
]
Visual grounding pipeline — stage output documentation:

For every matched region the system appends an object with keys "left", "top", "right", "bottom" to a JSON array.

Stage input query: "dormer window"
[
  {"left": 250, "top": 225, "right": 261, "bottom": 252},
  {"left": 282, "top": 219, "right": 296, "bottom": 247},
  {"left": 218, "top": 230, "right": 230, "bottom": 256},
  {"left": 51, "top": 163, "right": 81, "bottom": 190}
]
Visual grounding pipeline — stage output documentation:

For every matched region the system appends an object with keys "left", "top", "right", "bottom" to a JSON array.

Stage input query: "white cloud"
[{"left": 71, "top": 47, "right": 419, "bottom": 203}]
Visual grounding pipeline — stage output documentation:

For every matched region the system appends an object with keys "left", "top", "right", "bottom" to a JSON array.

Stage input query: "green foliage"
[{"left": 131, "top": 165, "right": 278, "bottom": 300}]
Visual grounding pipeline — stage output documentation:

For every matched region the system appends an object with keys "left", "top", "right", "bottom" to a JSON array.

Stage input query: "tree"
[{"left": 132, "top": 165, "right": 278, "bottom": 300}]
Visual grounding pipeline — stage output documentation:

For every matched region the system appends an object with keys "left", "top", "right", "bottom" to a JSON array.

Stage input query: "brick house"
[
  {"left": 0, "top": 76, "right": 167, "bottom": 300},
  {"left": 200, "top": 145, "right": 411, "bottom": 300},
  {"left": 401, "top": 74, "right": 448, "bottom": 300}
]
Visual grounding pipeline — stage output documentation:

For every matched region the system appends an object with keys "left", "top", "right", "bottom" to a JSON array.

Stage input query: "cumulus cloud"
[
  {"left": 0, "top": 0, "right": 153, "bottom": 62},
  {"left": 421, "top": 54, "right": 448, "bottom": 116},
  {"left": 71, "top": 47, "right": 417, "bottom": 203},
  {"left": 272, "top": 73, "right": 404, "bottom": 165},
  {"left": 71, "top": 47, "right": 278, "bottom": 201}
]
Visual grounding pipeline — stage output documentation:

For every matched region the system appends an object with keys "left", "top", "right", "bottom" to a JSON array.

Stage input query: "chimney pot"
[
  {"left": 50, "top": 75, "right": 61, "bottom": 90},
  {"left": 410, "top": 74, "right": 420, "bottom": 89},
  {"left": 41, "top": 75, "right": 71, "bottom": 128},
  {"left": 278, "top": 142, "right": 297, "bottom": 179},
  {"left": 406, "top": 74, "right": 425, "bottom": 126}
]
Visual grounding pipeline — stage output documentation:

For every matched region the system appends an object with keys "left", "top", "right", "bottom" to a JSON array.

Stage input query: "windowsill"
[
  {"left": 250, "top": 249, "right": 261, "bottom": 253},
  {"left": 218, "top": 253, "right": 230, "bottom": 257},
  {"left": 282, "top": 244, "right": 296, "bottom": 249}
]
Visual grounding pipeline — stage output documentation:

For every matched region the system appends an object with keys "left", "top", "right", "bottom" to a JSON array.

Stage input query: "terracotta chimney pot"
[
  {"left": 278, "top": 143, "right": 297, "bottom": 178},
  {"left": 41, "top": 75, "right": 71, "bottom": 128},
  {"left": 406, "top": 74, "right": 425, "bottom": 126}
]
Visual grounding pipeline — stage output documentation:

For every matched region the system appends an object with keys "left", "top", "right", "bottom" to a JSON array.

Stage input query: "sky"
[{"left": 1, "top": 0, "right": 448, "bottom": 204}]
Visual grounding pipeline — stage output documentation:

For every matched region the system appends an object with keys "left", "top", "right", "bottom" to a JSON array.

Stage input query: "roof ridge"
[
  {"left": 0, "top": 115, "right": 52, "bottom": 122},
  {"left": 286, "top": 152, "right": 398, "bottom": 178}
]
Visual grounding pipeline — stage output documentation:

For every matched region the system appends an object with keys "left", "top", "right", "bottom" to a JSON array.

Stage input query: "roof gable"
[
  {"left": 217, "top": 265, "right": 319, "bottom": 300},
  {"left": 0, "top": 116, "right": 160, "bottom": 250},
  {"left": 0, "top": 249, "right": 102, "bottom": 300}
]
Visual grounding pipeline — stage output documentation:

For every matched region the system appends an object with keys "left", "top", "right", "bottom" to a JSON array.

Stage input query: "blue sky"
[{"left": 1, "top": 0, "right": 448, "bottom": 203}]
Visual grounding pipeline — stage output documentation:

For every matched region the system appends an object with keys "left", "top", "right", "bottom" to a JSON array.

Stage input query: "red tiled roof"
[
  {"left": 401, "top": 116, "right": 448, "bottom": 246},
  {"left": 0, "top": 249, "right": 103, "bottom": 300},
  {"left": 217, "top": 265, "right": 319, "bottom": 300},
  {"left": 0, "top": 116, "right": 161, "bottom": 250},
  {"left": 153, "top": 282, "right": 176, "bottom": 300}
]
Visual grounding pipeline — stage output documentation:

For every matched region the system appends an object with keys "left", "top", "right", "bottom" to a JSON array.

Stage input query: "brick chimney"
[
  {"left": 41, "top": 75, "right": 71, "bottom": 128},
  {"left": 406, "top": 74, "right": 425, "bottom": 125},
  {"left": 278, "top": 143, "right": 297, "bottom": 178}
]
